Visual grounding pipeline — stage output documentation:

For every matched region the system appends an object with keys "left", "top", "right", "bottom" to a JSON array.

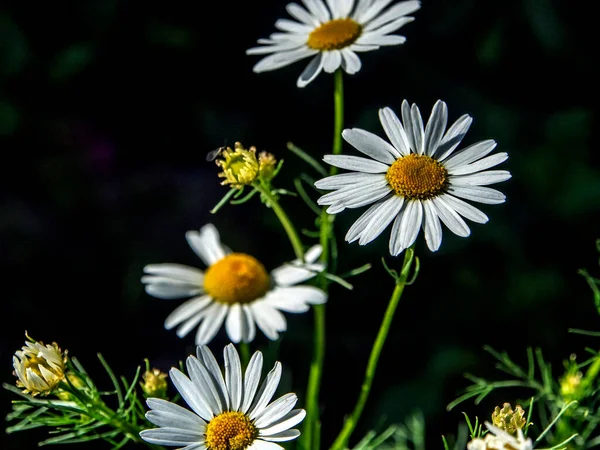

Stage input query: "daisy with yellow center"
[
  {"left": 142, "top": 224, "right": 327, "bottom": 344},
  {"left": 140, "top": 344, "right": 306, "bottom": 450},
  {"left": 315, "top": 99, "right": 511, "bottom": 256},
  {"left": 247, "top": 0, "right": 421, "bottom": 87}
]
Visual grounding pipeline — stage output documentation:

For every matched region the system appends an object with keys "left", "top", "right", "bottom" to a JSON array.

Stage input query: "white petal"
[
  {"left": 146, "top": 398, "right": 206, "bottom": 430},
  {"left": 143, "top": 264, "right": 204, "bottom": 284},
  {"left": 186, "top": 224, "right": 227, "bottom": 266},
  {"left": 265, "top": 286, "right": 327, "bottom": 312},
  {"left": 441, "top": 194, "right": 488, "bottom": 224},
  {"left": 225, "top": 303, "right": 244, "bottom": 344},
  {"left": 249, "top": 361, "right": 283, "bottom": 420},
  {"left": 261, "top": 429, "right": 301, "bottom": 442},
  {"left": 357, "top": 195, "right": 404, "bottom": 245},
  {"left": 423, "top": 100, "right": 448, "bottom": 157},
  {"left": 342, "top": 128, "right": 400, "bottom": 163},
  {"left": 254, "top": 393, "right": 298, "bottom": 427},
  {"left": 448, "top": 152, "right": 508, "bottom": 176},
  {"left": 363, "top": 1, "right": 420, "bottom": 31},
  {"left": 186, "top": 356, "right": 223, "bottom": 415},
  {"left": 400, "top": 100, "right": 416, "bottom": 153},
  {"left": 249, "top": 304, "right": 281, "bottom": 340},
  {"left": 286, "top": 3, "right": 320, "bottom": 26},
  {"left": 260, "top": 409, "right": 306, "bottom": 436},
  {"left": 363, "top": 16, "right": 413, "bottom": 35},
  {"left": 410, "top": 103, "right": 425, "bottom": 155},
  {"left": 297, "top": 53, "right": 325, "bottom": 87},
  {"left": 253, "top": 47, "right": 316, "bottom": 73},
  {"left": 195, "top": 303, "right": 228, "bottom": 345},
  {"left": 195, "top": 346, "right": 229, "bottom": 410},
  {"left": 274, "top": 19, "right": 313, "bottom": 34},
  {"left": 431, "top": 196, "right": 470, "bottom": 237},
  {"left": 422, "top": 200, "right": 442, "bottom": 251},
  {"left": 340, "top": 48, "right": 362, "bottom": 74},
  {"left": 317, "top": 178, "right": 389, "bottom": 205},
  {"left": 168, "top": 368, "right": 213, "bottom": 420},
  {"left": 447, "top": 185, "right": 506, "bottom": 205},
  {"left": 443, "top": 140, "right": 497, "bottom": 169},
  {"left": 357, "top": 34, "right": 406, "bottom": 46},
  {"left": 355, "top": 0, "right": 395, "bottom": 23},
  {"left": 144, "top": 278, "right": 203, "bottom": 300},
  {"left": 323, "top": 154, "right": 390, "bottom": 173},
  {"left": 450, "top": 170, "right": 512, "bottom": 186},
  {"left": 224, "top": 344, "right": 243, "bottom": 411},
  {"left": 398, "top": 200, "right": 423, "bottom": 252},
  {"left": 345, "top": 197, "right": 391, "bottom": 243},
  {"left": 435, "top": 114, "right": 472, "bottom": 160},
  {"left": 242, "top": 305, "right": 257, "bottom": 343},
  {"left": 301, "top": 0, "right": 331, "bottom": 22},
  {"left": 271, "top": 262, "right": 322, "bottom": 286},
  {"left": 322, "top": 50, "right": 342, "bottom": 73},
  {"left": 315, "top": 172, "right": 384, "bottom": 189},
  {"left": 242, "top": 351, "right": 264, "bottom": 413},
  {"left": 164, "top": 296, "right": 213, "bottom": 331},
  {"left": 378, "top": 107, "right": 412, "bottom": 156},
  {"left": 139, "top": 428, "right": 203, "bottom": 446}
]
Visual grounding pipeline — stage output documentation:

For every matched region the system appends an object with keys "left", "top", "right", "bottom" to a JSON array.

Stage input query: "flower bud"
[
  {"left": 12, "top": 333, "right": 66, "bottom": 396},
  {"left": 491, "top": 403, "right": 526, "bottom": 435},
  {"left": 141, "top": 368, "right": 169, "bottom": 399}
]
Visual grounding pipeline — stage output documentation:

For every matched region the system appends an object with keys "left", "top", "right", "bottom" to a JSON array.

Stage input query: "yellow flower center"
[
  {"left": 205, "top": 411, "right": 258, "bottom": 450},
  {"left": 386, "top": 154, "right": 448, "bottom": 200},
  {"left": 204, "top": 253, "right": 270, "bottom": 305},
  {"left": 307, "top": 18, "right": 362, "bottom": 50}
]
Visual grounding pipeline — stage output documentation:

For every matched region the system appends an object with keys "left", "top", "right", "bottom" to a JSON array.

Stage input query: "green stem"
[
  {"left": 239, "top": 342, "right": 251, "bottom": 369},
  {"left": 329, "top": 248, "right": 416, "bottom": 450},
  {"left": 301, "top": 69, "right": 345, "bottom": 450},
  {"left": 255, "top": 183, "right": 305, "bottom": 261}
]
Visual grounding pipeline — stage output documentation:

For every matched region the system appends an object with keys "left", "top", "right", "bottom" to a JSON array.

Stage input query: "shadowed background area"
[{"left": 1, "top": 0, "right": 599, "bottom": 448}]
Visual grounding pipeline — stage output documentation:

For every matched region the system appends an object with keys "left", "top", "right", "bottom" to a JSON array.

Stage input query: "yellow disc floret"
[
  {"left": 386, "top": 154, "right": 448, "bottom": 200},
  {"left": 205, "top": 411, "right": 258, "bottom": 450},
  {"left": 204, "top": 253, "right": 270, "bottom": 305},
  {"left": 307, "top": 18, "right": 362, "bottom": 51}
]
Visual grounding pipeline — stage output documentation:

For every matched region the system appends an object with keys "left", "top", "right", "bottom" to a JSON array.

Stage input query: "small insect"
[{"left": 205, "top": 145, "right": 226, "bottom": 162}]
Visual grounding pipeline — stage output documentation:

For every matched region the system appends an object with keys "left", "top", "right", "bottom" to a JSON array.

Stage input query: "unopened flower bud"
[
  {"left": 491, "top": 403, "right": 526, "bottom": 434},
  {"left": 12, "top": 333, "right": 66, "bottom": 396},
  {"left": 215, "top": 142, "right": 260, "bottom": 188},
  {"left": 141, "top": 368, "right": 169, "bottom": 399}
]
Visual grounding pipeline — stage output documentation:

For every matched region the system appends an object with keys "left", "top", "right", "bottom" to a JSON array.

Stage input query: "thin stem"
[
  {"left": 255, "top": 184, "right": 305, "bottom": 261},
  {"left": 301, "top": 69, "right": 345, "bottom": 450},
  {"left": 239, "top": 342, "right": 251, "bottom": 369},
  {"left": 329, "top": 248, "right": 415, "bottom": 450}
]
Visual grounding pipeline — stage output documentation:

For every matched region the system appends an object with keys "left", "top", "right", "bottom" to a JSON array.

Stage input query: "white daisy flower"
[
  {"left": 467, "top": 422, "right": 533, "bottom": 450},
  {"left": 247, "top": 0, "right": 421, "bottom": 87},
  {"left": 142, "top": 224, "right": 327, "bottom": 344},
  {"left": 315, "top": 99, "right": 511, "bottom": 256},
  {"left": 140, "top": 343, "right": 306, "bottom": 450}
]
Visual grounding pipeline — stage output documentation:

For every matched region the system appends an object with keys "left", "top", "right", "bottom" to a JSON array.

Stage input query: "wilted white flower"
[{"left": 467, "top": 422, "right": 533, "bottom": 450}]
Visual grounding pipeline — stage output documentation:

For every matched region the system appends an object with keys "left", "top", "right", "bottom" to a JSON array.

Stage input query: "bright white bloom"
[
  {"left": 142, "top": 224, "right": 327, "bottom": 344},
  {"left": 13, "top": 334, "right": 66, "bottom": 396},
  {"left": 140, "top": 344, "right": 305, "bottom": 450},
  {"left": 247, "top": 0, "right": 421, "bottom": 87},
  {"left": 316, "top": 99, "right": 511, "bottom": 256},
  {"left": 467, "top": 422, "right": 533, "bottom": 450}
]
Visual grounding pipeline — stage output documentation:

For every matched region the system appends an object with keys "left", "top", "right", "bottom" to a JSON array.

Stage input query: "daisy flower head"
[
  {"left": 140, "top": 343, "right": 306, "bottom": 450},
  {"left": 246, "top": 0, "right": 421, "bottom": 87},
  {"left": 315, "top": 100, "right": 511, "bottom": 256},
  {"left": 142, "top": 224, "right": 327, "bottom": 345}
]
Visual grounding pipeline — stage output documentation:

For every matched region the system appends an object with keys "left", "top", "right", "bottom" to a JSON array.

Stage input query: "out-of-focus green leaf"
[
  {"left": 49, "top": 43, "right": 94, "bottom": 80},
  {"left": 0, "top": 13, "right": 28, "bottom": 77},
  {"left": 0, "top": 100, "right": 20, "bottom": 135}
]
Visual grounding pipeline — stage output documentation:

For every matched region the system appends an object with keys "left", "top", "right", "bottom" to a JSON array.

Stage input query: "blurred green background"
[{"left": 1, "top": 0, "right": 598, "bottom": 448}]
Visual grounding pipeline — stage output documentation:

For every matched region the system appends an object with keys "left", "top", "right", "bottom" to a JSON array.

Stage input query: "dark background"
[{"left": 1, "top": 0, "right": 599, "bottom": 449}]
